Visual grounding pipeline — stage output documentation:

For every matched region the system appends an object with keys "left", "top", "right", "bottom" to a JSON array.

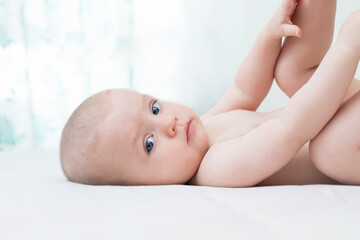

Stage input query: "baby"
[{"left": 60, "top": 0, "right": 360, "bottom": 187}]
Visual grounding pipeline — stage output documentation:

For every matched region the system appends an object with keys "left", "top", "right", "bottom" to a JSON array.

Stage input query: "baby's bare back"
[{"left": 196, "top": 108, "right": 338, "bottom": 186}]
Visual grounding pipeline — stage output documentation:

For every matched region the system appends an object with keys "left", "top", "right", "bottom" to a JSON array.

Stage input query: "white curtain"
[
  {"left": 1, "top": 0, "right": 359, "bottom": 151},
  {"left": 0, "top": 0, "right": 132, "bottom": 151}
]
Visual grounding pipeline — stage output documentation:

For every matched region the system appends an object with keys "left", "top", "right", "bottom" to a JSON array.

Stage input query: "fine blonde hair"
[{"left": 60, "top": 90, "right": 113, "bottom": 185}]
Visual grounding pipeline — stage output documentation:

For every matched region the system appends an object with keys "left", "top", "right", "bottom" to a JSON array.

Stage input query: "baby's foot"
[{"left": 337, "top": 10, "right": 360, "bottom": 58}]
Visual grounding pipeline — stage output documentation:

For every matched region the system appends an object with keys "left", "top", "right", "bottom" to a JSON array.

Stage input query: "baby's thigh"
[{"left": 309, "top": 90, "right": 360, "bottom": 185}]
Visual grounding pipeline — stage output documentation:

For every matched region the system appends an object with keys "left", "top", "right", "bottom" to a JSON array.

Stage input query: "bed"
[{"left": 1, "top": 149, "right": 360, "bottom": 240}]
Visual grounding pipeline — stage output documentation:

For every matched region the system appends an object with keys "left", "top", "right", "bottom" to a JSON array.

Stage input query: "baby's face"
[{"left": 98, "top": 89, "right": 209, "bottom": 185}]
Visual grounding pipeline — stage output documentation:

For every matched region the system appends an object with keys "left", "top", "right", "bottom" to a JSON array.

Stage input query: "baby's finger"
[{"left": 281, "top": 24, "right": 302, "bottom": 38}]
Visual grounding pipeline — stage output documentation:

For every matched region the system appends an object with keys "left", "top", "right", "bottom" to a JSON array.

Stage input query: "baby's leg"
[
  {"left": 309, "top": 90, "right": 360, "bottom": 185},
  {"left": 275, "top": 0, "right": 360, "bottom": 101},
  {"left": 275, "top": 0, "right": 337, "bottom": 97},
  {"left": 281, "top": 11, "right": 360, "bottom": 145},
  {"left": 306, "top": 11, "right": 360, "bottom": 185}
]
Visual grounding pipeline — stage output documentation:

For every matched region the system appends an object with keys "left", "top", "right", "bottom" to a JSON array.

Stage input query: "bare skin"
[
  {"left": 260, "top": 0, "right": 342, "bottom": 186},
  {"left": 269, "top": 0, "right": 360, "bottom": 186},
  {"left": 70, "top": 0, "right": 360, "bottom": 187},
  {"left": 189, "top": 3, "right": 360, "bottom": 187},
  {"left": 199, "top": 108, "right": 338, "bottom": 186},
  {"left": 275, "top": 0, "right": 360, "bottom": 102}
]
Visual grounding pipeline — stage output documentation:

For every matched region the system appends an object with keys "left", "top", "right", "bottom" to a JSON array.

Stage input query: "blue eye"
[
  {"left": 145, "top": 136, "right": 154, "bottom": 153},
  {"left": 152, "top": 101, "right": 160, "bottom": 115}
]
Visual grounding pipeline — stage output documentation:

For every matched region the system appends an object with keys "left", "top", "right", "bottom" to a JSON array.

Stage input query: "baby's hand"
[{"left": 265, "top": 0, "right": 302, "bottom": 40}]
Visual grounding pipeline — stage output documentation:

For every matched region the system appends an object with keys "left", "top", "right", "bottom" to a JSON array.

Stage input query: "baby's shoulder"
[
  {"left": 189, "top": 117, "right": 300, "bottom": 187},
  {"left": 202, "top": 108, "right": 282, "bottom": 147}
]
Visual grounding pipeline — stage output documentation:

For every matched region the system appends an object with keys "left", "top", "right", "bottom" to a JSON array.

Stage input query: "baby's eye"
[
  {"left": 145, "top": 136, "right": 154, "bottom": 153},
  {"left": 152, "top": 100, "right": 160, "bottom": 115}
]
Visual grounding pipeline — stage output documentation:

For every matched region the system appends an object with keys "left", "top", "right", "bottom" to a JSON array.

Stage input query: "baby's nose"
[{"left": 164, "top": 116, "right": 178, "bottom": 137}]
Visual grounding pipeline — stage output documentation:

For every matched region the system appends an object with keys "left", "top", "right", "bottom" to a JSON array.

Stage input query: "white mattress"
[{"left": 1, "top": 150, "right": 360, "bottom": 240}]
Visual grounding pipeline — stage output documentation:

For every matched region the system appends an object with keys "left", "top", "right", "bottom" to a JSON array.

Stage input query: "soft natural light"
[{"left": 0, "top": 0, "right": 360, "bottom": 151}]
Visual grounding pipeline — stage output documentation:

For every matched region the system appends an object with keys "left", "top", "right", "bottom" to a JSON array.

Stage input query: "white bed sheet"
[{"left": 1, "top": 149, "right": 360, "bottom": 240}]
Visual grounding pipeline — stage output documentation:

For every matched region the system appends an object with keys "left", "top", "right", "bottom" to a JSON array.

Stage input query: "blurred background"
[{"left": 1, "top": 0, "right": 360, "bottom": 151}]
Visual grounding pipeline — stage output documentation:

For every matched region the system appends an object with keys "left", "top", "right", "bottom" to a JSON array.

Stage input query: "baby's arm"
[
  {"left": 192, "top": 12, "right": 360, "bottom": 187},
  {"left": 275, "top": 0, "right": 337, "bottom": 97},
  {"left": 204, "top": 0, "right": 302, "bottom": 116},
  {"left": 275, "top": 0, "right": 360, "bottom": 102}
]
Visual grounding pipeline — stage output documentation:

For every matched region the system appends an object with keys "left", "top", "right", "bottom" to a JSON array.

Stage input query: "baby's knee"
[
  {"left": 337, "top": 10, "right": 360, "bottom": 54},
  {"left": 310, "top": 132, "right": 360, "bottom": 185}
]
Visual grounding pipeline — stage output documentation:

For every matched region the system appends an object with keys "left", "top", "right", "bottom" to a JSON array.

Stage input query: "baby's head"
[{"left": 60, "top": 89, "right": 209, "bottom": 185}]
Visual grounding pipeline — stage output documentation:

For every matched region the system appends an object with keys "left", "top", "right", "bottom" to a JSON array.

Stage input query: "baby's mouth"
[{"left": 185, "top": 120, "right": 194, "bottom": 143}]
